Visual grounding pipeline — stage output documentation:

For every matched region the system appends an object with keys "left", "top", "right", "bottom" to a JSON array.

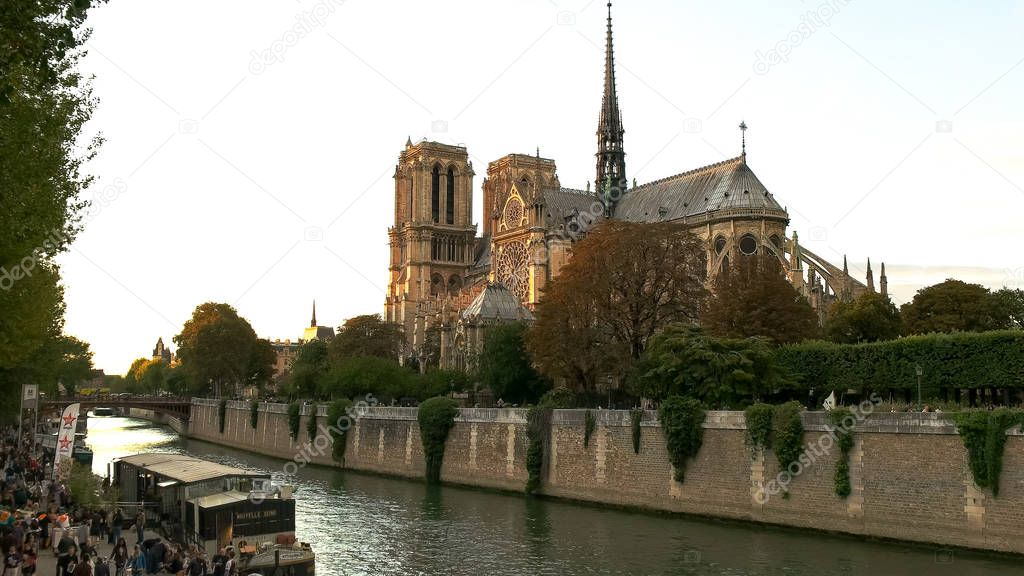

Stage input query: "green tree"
[
  {"left": 318, "top": 356, "right": 414, "bottom": 402},
  {"left": 826, "top": 291, "right": 902, "bottom": 343},
  {"left": 0, "top": 1, "right": 103, "bottom": 399},
  {"left": 286, "top": 340, "right": 329, "bottom": 399},
  {"left": 629, "top": 325, "right": 786, "bottom": 407},
  {"left": 529, "top": 220, "right": 708, "bottom": 392},
  {"left": 138, "top": 359, "right": 166, "bottom": 393},
  {"left": 901, "top": 279, "right": 1009, "bottom": 334},
  {"left": 478, "top": 322, "right": 549, "bottom": 404},
  {"left": 328, "top": 314, "right": 404, "bottom": 363},
  {"left": 703, "top": 255, "right": 819, "bottom": 344},
  {"left": 994, "top": 288, "right": 1024, "bottom": 330},
  {"left": 247, "top": 338, "right": 276, "bottom": 392},
  {"left": 174, "top": 302, "right": 260, "bottom": 397}
]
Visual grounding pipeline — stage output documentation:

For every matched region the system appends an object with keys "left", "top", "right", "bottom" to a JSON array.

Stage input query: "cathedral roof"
[
  {"left": 461, "top": 283, "right": 535, "bottom": 323},
  {"left": 540, "top": 187, "right": 604, "bottom": 229},
  {"left": 614, "top": 156, "right": 788, "bottom": 223}
]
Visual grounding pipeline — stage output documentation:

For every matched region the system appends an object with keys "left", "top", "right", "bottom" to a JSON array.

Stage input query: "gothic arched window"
[
  {"left": 446, "top": 167, "right": 455, "bottom": 224},
  {"left": 431, "top": 165, "right": 440, "bottom": 223},
  {"left": 430, "top": 273, "right": 444, "bottom": 295}
]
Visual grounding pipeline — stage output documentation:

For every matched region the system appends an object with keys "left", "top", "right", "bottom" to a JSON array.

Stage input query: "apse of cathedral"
[{"left": 385, "top": 2, "right": 886, "bottom": 369}]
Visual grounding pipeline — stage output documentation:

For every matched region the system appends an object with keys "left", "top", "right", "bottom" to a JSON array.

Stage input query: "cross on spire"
[{"left": 739, "top": 121, "right": 748, "bottom": 159}]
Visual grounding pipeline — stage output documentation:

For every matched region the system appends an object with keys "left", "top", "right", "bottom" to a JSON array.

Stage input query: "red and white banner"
[{"left": 52, "top": 403, "right": 80, "bottom": 480}]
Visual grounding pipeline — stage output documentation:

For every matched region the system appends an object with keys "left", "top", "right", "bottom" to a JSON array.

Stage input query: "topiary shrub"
[
  {"left": 287, "top": 402, "right": 301, "bottom": 440},
  {"left": 631, "top": 409, "right": 643, "bottom": 454},
  {"left": 418, "top": 397, "right": 460, "bottom": 484},
  {"left": 955, "top": 409, "right": 1024, "bottom": 496},
  {"left": 830, "top": 408, "right": 855, "bottom": 498},
  {"left": 327, "top": 398, "right": 353, "bottom": 463},
  {"left": 249, "top": 400, "right": 259, "bottom": 429},
  {"left": 584, "top": 410, "right": 596, "bottom": 448},
  {"left": 306, "top": 406, "right": 318, "bottom": 441},
  {"left": 218, "top": 399, "right": 227, "bottom": 434},
  {"left": 658, "top": 396, "right": 705, "bottom": 482},
  {"left": 525, "top": 406, "right": 550, "bottom": 494},
  {"left": 744, "top": 403, "right": 774, "bottom": 452}
]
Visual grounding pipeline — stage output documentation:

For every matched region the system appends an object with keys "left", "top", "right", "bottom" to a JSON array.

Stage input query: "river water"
[{"left": 84, "top": 415, "right": 1019, "bottom": 576}]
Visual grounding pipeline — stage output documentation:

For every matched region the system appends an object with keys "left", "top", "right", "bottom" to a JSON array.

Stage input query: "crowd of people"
[{"left": 0, "top": 425, "right": 241, "bottom": 576}]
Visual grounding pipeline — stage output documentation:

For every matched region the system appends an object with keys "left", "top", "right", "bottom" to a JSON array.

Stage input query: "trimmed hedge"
[
  {"left": 777, "top": 331, "right": 1024, "bottom": 396},
  {"left": 418, "top": 397, "right": 460, "bottom": 484}
]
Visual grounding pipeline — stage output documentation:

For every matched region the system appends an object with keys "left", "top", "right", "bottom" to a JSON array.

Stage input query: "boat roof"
[
  {"left": 188, "top": 491, "right": 251, "bottom": 509},
  {"left": 117, "top": 453, "right": 267, "bottom": 484}
]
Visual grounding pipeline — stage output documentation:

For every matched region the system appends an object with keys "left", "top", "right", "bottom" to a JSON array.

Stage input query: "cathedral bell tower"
[
  {"left": 595, "top": 1, "right": 627, "bottom": 216},
  {"left": 386, "top": 139, "right": 476, "bottom": 357}
]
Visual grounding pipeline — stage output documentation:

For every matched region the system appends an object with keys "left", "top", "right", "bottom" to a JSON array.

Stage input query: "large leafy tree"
[
  {"left": 900, "top": 279, "right": 1011, "bottom": 334},
  {"left": 317, "top": 356, "right": 414, "bottom": 402},
  {"left": 285, "top": 339, "right": 329, "bottom": 399},
  {"left": 994, "top": 288, "right": 1024, "bottom": 330},
  {"left": 248, "top": 338, "right": 277, "bottom": 392},
  {"left": 826, "top": 291, "right": 902, "bottom": 343},
  {"left": 328, "top": 314, "right": 404, "bottom": 363},
  {"left": 703, "top": 255, "right": 819, "bottom": 344},
  {"left": 174, "top": 302, "right": 260, "bottom": 397},
  {"left": 0, "top": 1, "right": 102, "bottom": 418},
  {"left": 628, "top": 325, "right": 786, "bottom": 408},
  {"left": 478, "top": 322, "right": 550, "bottom": 404},
  {"left": 528, "top": 220, "right": 707, "bottom": 392}
]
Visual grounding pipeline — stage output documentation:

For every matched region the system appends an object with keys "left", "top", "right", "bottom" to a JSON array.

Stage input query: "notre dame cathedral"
[{"left": 385, "top": 3, "right": 886, "bottom": 370}]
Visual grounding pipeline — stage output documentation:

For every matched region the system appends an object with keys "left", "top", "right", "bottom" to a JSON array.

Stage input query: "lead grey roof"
[
  {"left": 117, "top": 453, "right": 266, "bottom": 484},
  {"left": 614, "top": 157, "right": 787, "bottom": 222},
  {"left": 541, "top": 188, "right": 604, "bottom": 229},
  {"left": 461, "top": 283, "right": 534, "bottom": 322}
]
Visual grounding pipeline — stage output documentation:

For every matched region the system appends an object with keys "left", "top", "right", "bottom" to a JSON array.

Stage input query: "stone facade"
[{"left": 185, "top": 400, "right": 1024, "bottom": 554}]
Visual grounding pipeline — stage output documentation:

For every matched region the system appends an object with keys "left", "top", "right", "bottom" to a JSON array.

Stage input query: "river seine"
[{"left": 83, "top": 415, "right": 1019, "bottom": 576}]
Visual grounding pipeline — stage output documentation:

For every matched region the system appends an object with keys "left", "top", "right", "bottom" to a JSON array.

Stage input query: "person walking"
[
  {"left": 110, "top": 539, "right": 128, "bottom": 576},
  {"left": 111, "top": 510, "right": 123, "bottom": 547},
  {"left": 133, "top": 511, "right": 145, "bottom": 546},
  {"left": 56, "top": 534, "right": 77, "bottom": 576}
]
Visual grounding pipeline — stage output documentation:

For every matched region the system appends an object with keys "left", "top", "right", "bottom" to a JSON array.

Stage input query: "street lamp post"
[{"left": 915, "top": 364, "right": 923, "bottom": 408}]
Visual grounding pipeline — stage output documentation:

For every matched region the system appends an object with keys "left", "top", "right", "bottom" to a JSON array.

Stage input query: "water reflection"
[{"left": 85, "top": 417, "right": 1018, "bottom": 576}]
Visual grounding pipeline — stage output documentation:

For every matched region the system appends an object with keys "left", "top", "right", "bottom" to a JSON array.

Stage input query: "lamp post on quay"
[{"left": 915, "top": 364, "right": 923, "bottom": 409}]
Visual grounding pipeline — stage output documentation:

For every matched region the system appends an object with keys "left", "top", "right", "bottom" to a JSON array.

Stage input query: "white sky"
[{"left": 59, "top": 0, "right": 1024, "bottom": 374}]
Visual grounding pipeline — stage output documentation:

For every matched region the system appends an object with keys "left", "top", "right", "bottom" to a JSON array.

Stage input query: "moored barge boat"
[{"left": 113, "top": 453, "right": 315, "bottom": 576}]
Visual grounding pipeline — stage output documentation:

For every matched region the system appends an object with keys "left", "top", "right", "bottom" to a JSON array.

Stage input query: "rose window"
[
  {"left": 496, "top": 241, "right": 530, "bottom": 301},
  {"left": 502, "top": 196, "right": 525, "bottom": 230}
]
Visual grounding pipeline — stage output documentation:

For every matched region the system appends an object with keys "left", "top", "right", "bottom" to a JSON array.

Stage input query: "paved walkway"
[{"left": 36, "top": 528, "right": 163, "bottom": 576}]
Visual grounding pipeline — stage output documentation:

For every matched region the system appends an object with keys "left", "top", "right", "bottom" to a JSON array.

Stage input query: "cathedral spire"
[
  {"left": 866, "top": 258, "right": 875, "bottom": 292},
  {"left": 595, "top": 1, "right": 626, "bottom": 216},
  {"left": 880, "top": 262, "right": 888, "bottom": 298},
  {"left": 310, "top": 300, "right": 317, "bottom": 327}
]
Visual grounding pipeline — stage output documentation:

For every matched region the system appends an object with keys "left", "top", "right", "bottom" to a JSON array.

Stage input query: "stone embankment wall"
[{"left": 183, "top": 399, "right": 1024, "bottom": 554}]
